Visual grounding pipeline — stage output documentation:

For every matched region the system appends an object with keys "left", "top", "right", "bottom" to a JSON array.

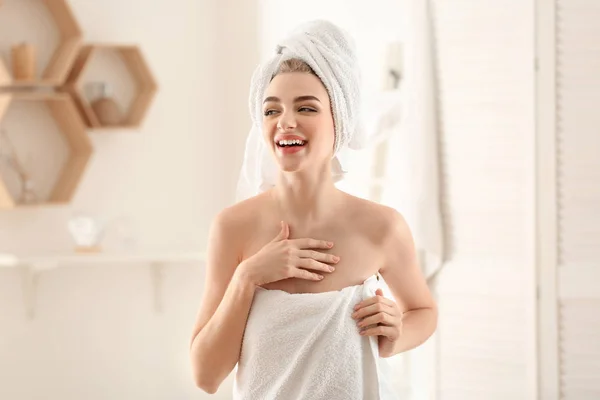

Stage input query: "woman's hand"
[
  {"left": 352, "top": 288, "right": 403, "bottom": 344},
  {"left": 238, "top": 221, "right": 339, "bottom": 286}
]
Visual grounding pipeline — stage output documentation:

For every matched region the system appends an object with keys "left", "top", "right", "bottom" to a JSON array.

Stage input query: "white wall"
[
  {"left": 0, "top": 0, "right": 223, "bottom": 254},
  {"left": 0, "top": 0, "right": 257, "bottom": 399},
  {"left": 553, "top": 1, "right": 600, "bottom": 398}
]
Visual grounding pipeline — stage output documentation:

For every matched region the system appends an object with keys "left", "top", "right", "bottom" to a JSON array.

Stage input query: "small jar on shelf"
[{"left": 90, "top": 82, "right": 123, "bottom": 126}]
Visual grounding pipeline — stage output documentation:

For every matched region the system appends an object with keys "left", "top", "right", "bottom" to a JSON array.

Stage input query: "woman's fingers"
[
  {"left": 356, "top": 312, "right": 397, "bottom": 328},
  {"left": 296, "top": 249, "right": 339, "bottom": 265},
  {"left": 290, "top": 267, "right": 324, "bottom": 281},
  {"left": 359, "top": 324, "right": 399, "bottom": 340},
  {"left": 283, "top": 238, "right": 337, "bottom": 281},
  {"left": 296, "top": 257, "right": 335, "bottom": 273},
  {"left": 352, "top": 302, "right": 397, "bottom": 320},
  {"left": 353, "top": 295, "right": 397, "bottom": 313},
  {"left": 290, "top": 238, "right": 334, "bottom": 250}
]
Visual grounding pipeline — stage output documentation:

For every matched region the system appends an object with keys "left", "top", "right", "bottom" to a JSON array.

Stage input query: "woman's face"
[{"left": 261, "top": 72, "right": 335, "bottom": 174}]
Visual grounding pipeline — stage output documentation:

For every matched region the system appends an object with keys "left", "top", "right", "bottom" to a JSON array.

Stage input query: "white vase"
[{"left": 67, "top": 215, "right": 104, "bottom": 252}]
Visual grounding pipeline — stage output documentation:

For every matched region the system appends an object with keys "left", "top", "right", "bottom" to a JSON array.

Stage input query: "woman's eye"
[{"left": 264, "top": 107, "right": 315, "bottom": 116}]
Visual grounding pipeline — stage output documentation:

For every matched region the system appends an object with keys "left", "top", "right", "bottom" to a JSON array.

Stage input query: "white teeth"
[{"left": 277, "top": 139, "right": 305, "bottom": 146}]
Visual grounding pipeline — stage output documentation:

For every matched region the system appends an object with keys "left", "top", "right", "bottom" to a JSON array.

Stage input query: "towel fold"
[{"left": 233, "top": 274, "right": 399, "bottom": 400}]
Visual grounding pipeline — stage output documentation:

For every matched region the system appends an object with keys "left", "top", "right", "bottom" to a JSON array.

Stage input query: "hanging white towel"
[{"left": 233, "top": 274, "right": 399, "bottom": 400}]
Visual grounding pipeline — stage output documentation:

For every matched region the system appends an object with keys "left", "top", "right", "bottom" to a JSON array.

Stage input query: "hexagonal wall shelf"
[
  {"left": 64, "top": 44, "right": 157, "bottom": 130},
  {"left": 0, "top": 0, "right": 83, "bottom": 88},
  {"left": 0, "top": 92, "right": 93, "bottom": 208}
]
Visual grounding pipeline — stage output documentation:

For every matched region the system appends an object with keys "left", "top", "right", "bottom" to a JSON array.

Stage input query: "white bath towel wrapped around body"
[{"left": 233, "top": 273, "right": 399, "bottom": 400}]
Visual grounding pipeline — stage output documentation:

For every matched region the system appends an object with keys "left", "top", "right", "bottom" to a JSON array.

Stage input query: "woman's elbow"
[
  {"left": 426, "top": 305, "right": 438, "bottom": 336},
  {"left": 193, "top": 374, "right": 220, "bottom": 394},
  {"left": 191, "top": 357, "right": 221, "bottom": 394}
]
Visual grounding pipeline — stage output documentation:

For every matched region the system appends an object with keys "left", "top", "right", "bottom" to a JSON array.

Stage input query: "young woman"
[{"left": 190, "top": 20, "right": 437, "bottom": 399}]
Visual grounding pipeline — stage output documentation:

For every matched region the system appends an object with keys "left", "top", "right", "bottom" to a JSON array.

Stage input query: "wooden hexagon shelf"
[
  {"left": 0, "top": 59, "right": 10, "bottom": 87},
  {"left": 0, "top": 92, "right": 93, "bottom": 208},
  {"left": 64, "top": 44, "right": 158, "bottom": 130},
  {"left": 0, "top": 0, "right": 83, "bottom": 88}
]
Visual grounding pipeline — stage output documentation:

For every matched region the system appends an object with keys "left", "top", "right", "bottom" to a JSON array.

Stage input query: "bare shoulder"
[
  {"left": 209, "top": 192, "right": 271, "bottom": 254},
  {"left": 347, "top": 196, "right": 420, "bottom": 278},
  {"left": 213, "top": 194, "right": 267, "bottom": 228},
  {"left": 341, "top": 192, "right": 406, "bottom": 244},
  {"left": 212, "top": 194, "right": 266, "bottom": 239}
]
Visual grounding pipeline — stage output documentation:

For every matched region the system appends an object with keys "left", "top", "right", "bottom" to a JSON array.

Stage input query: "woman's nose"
[{"left": 277, "top": 112, "right": 297, "bottom": 131}]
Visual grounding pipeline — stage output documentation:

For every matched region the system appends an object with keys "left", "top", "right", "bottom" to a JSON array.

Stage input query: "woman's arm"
[
  {"left": 189, "top": 209, "right": 256, "bottom": 394},
  {"left": 378, "top": 209, "right": 438, "bottom": 357}
]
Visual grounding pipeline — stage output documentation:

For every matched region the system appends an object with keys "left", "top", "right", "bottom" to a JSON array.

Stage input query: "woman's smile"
[{"left": 274, "top": 133, "right": 308, "bottom": 155}]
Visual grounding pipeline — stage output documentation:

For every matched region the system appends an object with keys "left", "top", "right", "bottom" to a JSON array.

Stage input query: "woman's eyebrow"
[{"left": 263, "top": 95, "right": 321, "bottom": 104}]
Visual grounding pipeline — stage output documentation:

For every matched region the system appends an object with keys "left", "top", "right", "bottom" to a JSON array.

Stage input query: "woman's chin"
[
  {"left": 278, "top": 161, "right": 303, "bottom": 173},
  {"left": 276, "top": 152, "right": 305, "bottom": 171}
]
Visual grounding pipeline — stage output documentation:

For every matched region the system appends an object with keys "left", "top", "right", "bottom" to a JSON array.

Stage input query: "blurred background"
[{"left": 0, "top": 0, "right": 598, "bottom": 399}]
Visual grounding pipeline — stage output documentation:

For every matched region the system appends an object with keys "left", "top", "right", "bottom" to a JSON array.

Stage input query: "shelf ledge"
[{"left": 1, "top": 251, "right": 206, "bottom": 319}]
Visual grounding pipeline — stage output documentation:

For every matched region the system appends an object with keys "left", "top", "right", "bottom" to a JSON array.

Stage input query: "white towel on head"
[
  {"left": 236, "top": 20, "right": 369, "bottom": 202},
  {"left": 232, "top": 273, "right": 399, "bottom": 399}
]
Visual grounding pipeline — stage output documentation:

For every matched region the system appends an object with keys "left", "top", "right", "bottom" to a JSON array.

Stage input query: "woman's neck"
[{"left": 271, "top": 167, "right": 344, "bottom": 229}]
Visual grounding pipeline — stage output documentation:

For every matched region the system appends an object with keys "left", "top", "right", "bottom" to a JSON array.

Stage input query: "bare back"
[{"left": 232, "top": 189, "right": 392, "bottom": 294}]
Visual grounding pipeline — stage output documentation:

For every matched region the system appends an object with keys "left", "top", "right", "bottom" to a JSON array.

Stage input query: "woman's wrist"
[{"left": 233, "top": 259, "right": 257, "bottom": 288}]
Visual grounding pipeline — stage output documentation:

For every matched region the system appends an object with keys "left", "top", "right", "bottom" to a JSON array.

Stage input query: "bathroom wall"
[{"left": 0, "top": 0, "right": 258, "bottom": 398}]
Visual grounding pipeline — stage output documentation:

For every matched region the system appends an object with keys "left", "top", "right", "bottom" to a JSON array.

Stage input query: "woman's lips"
[
  {"left": 274, "top": 134, "right": 306, "bottom": 142},
  {"left": 278, "top": 144, "right": 306, "bottom": 155}
]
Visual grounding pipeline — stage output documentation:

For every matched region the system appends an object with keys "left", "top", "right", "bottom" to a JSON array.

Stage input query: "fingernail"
[
  {"left": 328, "top": 242, "right": 334, "bottom": 247},
  {"left": 333, "top": 256, "right": 340, "bottom": 262},
  {"left": 329, "top": 266, "right": 335, "bottom": 272}
]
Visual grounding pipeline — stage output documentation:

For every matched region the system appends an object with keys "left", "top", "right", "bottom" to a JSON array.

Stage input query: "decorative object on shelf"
[
  {"left": 0, "top": 128, "right": 39, "bottom": 204},
  {"left": 67, "top": 213, "right": 104, "bottom": 253},
  {"left": 0, "top": 0, "right": 83, "bottom": 88},
  {"left": 89, "top": 82, "right": 123, "bottom": 126},
  {"left": 11, "top": 42, "right": 37, "bottom": 81},
  {"left": 64, "top": 44, "right": 157, "bottom": 129},
  {"left": 0, "top": 92, "right": 93, "bottom": 209}
]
